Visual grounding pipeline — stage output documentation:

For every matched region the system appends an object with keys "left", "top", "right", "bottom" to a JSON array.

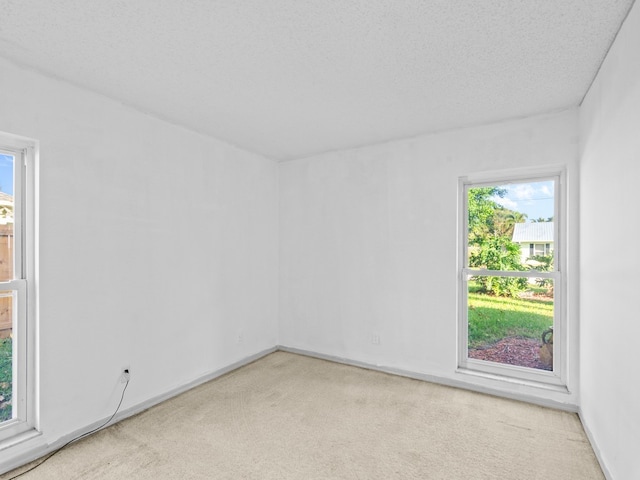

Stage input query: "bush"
[
  {"left": 469, "top": 235, "right": 527, "bottom": 297},
  {"left": 0, "top": 338, "right": 11, "bottom": 422},
  {"left": 527, "top": 254, "right": 554, "bottom": 295},
  {"left": 474, "top": 275, "right": 528, "bottom": 297}
]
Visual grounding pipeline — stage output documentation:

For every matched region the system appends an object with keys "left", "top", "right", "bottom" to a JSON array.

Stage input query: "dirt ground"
[{"left": 468, "top": 337, "right": 552, "bottom": 371}]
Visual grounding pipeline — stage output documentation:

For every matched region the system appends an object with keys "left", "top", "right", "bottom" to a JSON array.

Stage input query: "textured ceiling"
[{"left": 0, "top": 1, "right": 634, "bottom": 160}]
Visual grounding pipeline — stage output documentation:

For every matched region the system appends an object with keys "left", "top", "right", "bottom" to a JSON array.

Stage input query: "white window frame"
[
  {"left": 530, "top": 243, "right": 551, "bottom": 257},
  {"left": 0, "top": 133, "right": 37, "bottom": 444},
  {"left": 458, "top": 169, "right": 567, "bottom": 388}
]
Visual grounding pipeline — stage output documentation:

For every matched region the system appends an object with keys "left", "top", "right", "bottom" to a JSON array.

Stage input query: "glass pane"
[
  {"left": 0, "top": 291, "right": 13, "bottom": 422},
  {"left": 468, "top": 180, "right": 555, "bottom": 272},
  {"left": 0, "top": 153, "right": 14, "bottom": 282},
  {"left": 468, "top": 276, "right": 554, "bottom": 371}
]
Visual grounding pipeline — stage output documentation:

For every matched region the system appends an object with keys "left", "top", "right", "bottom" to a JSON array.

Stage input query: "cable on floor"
[{"left": 7, "top": 378, "right": 130, "bottom": 479}]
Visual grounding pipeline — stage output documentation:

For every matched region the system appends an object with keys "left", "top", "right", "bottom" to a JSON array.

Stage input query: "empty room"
[{"left": 0, "top": 1, "right": 638, "bottom": 479}]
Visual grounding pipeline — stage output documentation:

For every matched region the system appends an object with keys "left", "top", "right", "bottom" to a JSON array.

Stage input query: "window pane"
[
  {"left": 0, "top": 154, "right": 14, "bottom": 282},
  {"left": 468, "top": 180, "right": 555, "bottom": 272},
  {"left": 467, "top": 276, "right": 554, "bottom": 371},
  {"left": 0, "top": 291, "right": 13, "bottom": 422}
]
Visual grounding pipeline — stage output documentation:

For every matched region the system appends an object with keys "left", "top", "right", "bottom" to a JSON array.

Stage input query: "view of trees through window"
[{"left": 465, "top": 180, "right": 556, "bottom": 372}]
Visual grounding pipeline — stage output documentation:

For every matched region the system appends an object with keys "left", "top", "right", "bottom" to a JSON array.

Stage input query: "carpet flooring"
[{"left": 2, "top": 352, "right": 603, "bottom": 479}]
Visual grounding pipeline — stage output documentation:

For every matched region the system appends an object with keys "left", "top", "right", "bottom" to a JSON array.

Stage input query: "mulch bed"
[{"left": 469, "top": 337, "right": 551, "bottom": 371}]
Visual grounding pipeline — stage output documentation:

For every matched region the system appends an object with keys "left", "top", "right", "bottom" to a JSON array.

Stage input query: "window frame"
[
  {"left": 457, "top": 169, "right": 567, "bottom": 388},
  {"left": 0, "top": 134, "right": 37, "bottom": 444},
  {"left": 530, "top": 243, "right": 552, "bottom": 257}
]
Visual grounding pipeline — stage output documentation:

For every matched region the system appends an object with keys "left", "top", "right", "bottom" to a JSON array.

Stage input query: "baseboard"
[
  {"left": 2, "top": 344, "right": 582, "bottom": 476},
  {"left": 0, "top": 345, "right": 277, "bottom": 476},
  {"left": 578, "top": 408, "right": 613, "bottom": 480},
  {"left": 112, "top": 345, "right": 278, "bottom": 425},
  {"left": 277, "top": 345, "right": 579, "bottom": 413}
]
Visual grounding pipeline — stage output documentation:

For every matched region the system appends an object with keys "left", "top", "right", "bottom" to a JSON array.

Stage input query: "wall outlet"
[
  {"left": 237, "top": 332, "right": 243, "bottom": 344},
  {"left": 371, "top": 333, "right": 380, "bottom": 345},
  {"left": 121, "top": 366, "right": 131, "bottom": 383}
]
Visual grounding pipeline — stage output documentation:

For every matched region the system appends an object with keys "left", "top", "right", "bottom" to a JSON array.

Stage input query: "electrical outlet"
[
  {"left": 372, "top": 333, "right": 380, "bottom": 345},
  {"left": 237, "top": 332, "right": 243, "bottom": 344},
  {"left": 121, "top": 366, "right": 131, "bottom": 383}
]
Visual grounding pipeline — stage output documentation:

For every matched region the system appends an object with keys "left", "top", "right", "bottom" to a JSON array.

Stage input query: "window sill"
[
  {"left": 0, "top": 428, "right": 42, "bottom": 452},
  {"left": 456, "top": 366, "right": 571, "bottom": 395}
]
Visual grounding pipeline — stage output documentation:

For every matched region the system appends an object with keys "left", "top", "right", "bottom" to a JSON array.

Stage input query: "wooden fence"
[{"left": 0, "top": 225, "right": 13, "bottom": 339}]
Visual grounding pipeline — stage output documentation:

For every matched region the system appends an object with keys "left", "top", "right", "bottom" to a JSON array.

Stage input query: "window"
[
  {"left": 531, "top": 243, "right": 551, "bottom": 257},
  {"left": 0, "top": 133, "right": 36, "bottom": 443},
  {"left": 459, "top": 172, "right": 565, "bottom": 387}
]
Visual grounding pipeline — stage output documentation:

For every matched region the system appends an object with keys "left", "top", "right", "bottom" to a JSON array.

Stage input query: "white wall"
[
  {"left": 0, "top": 58, "right": 278, "bottom": 464},
  {"left": 279, "top": 109, "right": 580, "bottom": 407},
  {"left": 4, "top": 13, "right": 634, "bottom": 471},
  {"left": 579, "top": 2, "right": 640, "bottom": 478}
]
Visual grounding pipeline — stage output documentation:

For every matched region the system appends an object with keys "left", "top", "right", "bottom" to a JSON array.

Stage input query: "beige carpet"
[{"left": 3, "top": 352, "right": 603, "bottom": 479}]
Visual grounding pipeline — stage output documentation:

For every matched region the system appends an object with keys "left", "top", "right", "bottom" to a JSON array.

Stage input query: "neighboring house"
[
  {"left": 0, "top": 191, "right": 13, "bottom": 226},
  {"left": 512, "top": 222, "right": 553, "bottom": 264}
]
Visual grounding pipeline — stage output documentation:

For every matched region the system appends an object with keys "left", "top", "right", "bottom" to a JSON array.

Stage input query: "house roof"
[{"left": 512, "top": 222, "right": 554, "bottom": 243}]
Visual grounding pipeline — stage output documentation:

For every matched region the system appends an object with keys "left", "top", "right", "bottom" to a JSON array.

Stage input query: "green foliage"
[
  {"left": 475, "top": 275, "right": 528, "bottom": 298},
  {"left": 467, "top": 186, "right": 528, "bottom": 242},
  {"left": 493, "top": 208, "right": 527, "bottom": 238},
  {"left": 467, "top": 186, "right": 505, "bottom": 244},
  {"left": 467, "top": 187, "right": 528, "bottom": 297},
  {"left": 528, "top": 253, "right": 553, "bottom": 271},
  {"left": 0, "top": 338, "right": 11, "bottom": 422},
  {"left": 470, "top": 235, "right": 523, "bottom": 271},
  {"left": 527, "top": 253, "right": 554, "bottom": 294},
  {"left": 467, "top": 289, "right": 553, "bottom": 348}
]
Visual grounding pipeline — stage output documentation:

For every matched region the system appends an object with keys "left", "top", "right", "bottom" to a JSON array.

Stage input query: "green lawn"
[{"left": 468, "top": 289, "right": 553, "bottom": 348}]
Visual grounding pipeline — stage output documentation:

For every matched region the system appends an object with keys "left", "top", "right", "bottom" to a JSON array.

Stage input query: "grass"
[
  {"left": 468, "top": 285, "right": 553, "bottom": 349},
  {"left": 0, "top": 338, "right": 11, "bottom": 422}
]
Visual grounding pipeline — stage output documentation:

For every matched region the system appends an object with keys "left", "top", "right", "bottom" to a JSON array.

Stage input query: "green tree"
[
  {"left": 468, "top": 187, "right": 527, "bottom": 297},
  {"left": 467, "top": 186, "right": 505, "bottom": 244},
  {"left": 469, "top": 235, "right": 527, "bottom": 297},
  {"left": 493, "top": 208, "right": 527, "bottom": 238}
]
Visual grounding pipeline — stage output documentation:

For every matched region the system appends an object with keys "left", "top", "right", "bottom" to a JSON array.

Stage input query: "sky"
[
  {"left": 492, "top": 180, "right": 554, "bottom": 222},
  {"left": 0, "top": 154, "right": 13, "bottom": 195}
]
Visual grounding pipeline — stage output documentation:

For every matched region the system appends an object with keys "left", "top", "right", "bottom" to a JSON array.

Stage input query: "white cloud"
[
  {"left": 492, "top": 181, "right": 554, "bottom": 219},
  {"left": 493, "top": 196, "right": 518, "bottom": 210},
  {"left": 509, "top": 183, "right": 537, "bottom": 201}
]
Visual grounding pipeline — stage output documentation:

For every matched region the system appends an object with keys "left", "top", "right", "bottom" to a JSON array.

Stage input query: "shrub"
[
  {"left": 0, "top": 338, "right": 11, "bottom": 422},
  {"left": 469, "top": 235, "right": 527, "bottom": 297},
  {"left": 527, "top": 253, "right": 554, "bottom": 295}
]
